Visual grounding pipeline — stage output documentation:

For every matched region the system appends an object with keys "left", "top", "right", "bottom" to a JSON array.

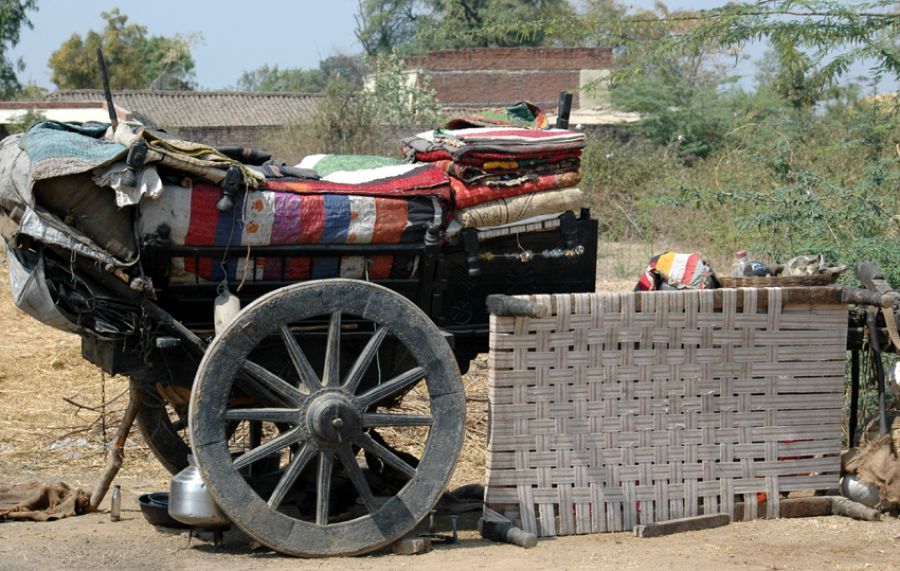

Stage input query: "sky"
[{"left": 9, "top": 1, "right": 894, "bottom": 93}]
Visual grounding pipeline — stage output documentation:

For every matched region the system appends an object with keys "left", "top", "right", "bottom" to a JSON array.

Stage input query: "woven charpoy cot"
[{"left": 485, "top": 287, "right": 848, "bottom": 537}]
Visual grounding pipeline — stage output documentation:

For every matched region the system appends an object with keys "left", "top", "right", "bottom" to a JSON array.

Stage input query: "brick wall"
[
  {"left": 406, "top": 47, "right": 612, "bottom": 110},
  {"left": 407, "top": 47, "right": 612, "bottom": 71},
  {"left": 430, "top": 70, "right": 582, "bottom": 108}
]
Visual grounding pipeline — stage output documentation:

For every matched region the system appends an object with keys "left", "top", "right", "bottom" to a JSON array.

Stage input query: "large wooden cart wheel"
[{"left": 189, "top": 279, "right": 466, "bottom": 557}]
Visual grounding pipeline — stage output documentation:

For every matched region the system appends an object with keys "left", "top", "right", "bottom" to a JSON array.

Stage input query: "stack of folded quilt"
[{"left": 402, "top": 108, "right": 586, "bottom": 230}]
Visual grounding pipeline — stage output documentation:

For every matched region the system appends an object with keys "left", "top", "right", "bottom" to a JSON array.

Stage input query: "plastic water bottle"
[
  {"left": 731, "top": 251, "right": 750, "bottom": 277},
  {"left": 731, "top": 251, "right": 771, "bottom": 277},
  {"left": 110, "top": 484, "right": 121, "bottom": 522}
]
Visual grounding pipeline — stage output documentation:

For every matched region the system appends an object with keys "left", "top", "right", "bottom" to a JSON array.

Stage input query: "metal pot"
[{"left": 168, "top": 455, "right": 230, "bottom": 528}]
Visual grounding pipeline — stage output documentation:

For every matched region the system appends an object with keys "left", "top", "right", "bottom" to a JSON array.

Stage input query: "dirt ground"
[{"left": 1, "top": 252, "right": 899, "bottom": 570}]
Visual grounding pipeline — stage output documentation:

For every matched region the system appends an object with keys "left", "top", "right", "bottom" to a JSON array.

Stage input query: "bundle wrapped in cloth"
[{"left": 403, "top": 103, "right": 586, "bottom": 231}]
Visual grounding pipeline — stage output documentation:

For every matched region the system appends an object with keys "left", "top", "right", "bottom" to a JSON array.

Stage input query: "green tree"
[
  {"left": 355, "top": 0, "right": 577, "bottom": 53},
  {"left": 236, "top": 64, "right": 327, "bottom": 92},
  {"left": 367, "top": 50, "right": 444, "bottom": 124},
  {"left": 49, "top": 9, "right": 197, "bottom": 90},
  {"left": 0, "top": 0, "right": 37, "bottom": 99},
  {"left": 264, "top": 51, "right": 444, "bottom": 160},
  {"left": 355, "top": 0, "right": 423, "bottom": 55},
  {"left": 236, "top": 55, "right": 367, "bottom": 93}
]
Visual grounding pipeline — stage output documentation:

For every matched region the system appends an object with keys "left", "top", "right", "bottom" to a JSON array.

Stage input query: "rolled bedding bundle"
[{"left": 454, "top": 187, "right": 584, "bottom": 229}]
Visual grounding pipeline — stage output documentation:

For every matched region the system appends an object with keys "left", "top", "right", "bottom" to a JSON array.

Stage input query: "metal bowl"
[{"left": 137, "top": 493, "right": 189, "bottom": 529}]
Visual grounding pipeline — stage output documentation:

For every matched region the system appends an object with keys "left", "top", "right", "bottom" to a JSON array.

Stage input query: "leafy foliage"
[
  {"left": 4, "top": 107, "right": 44, "bottom": 133},
  {"left": 0, "top": 0, "right": 37, "bottom": 99},
  {"left": 236, "top": 64, "right": 327, "bottom": 93},
  {"left": 236, "top": 55, "right": 367, "bottom": 93},
  {"left": 48, "top": 9, "right": 197, "bottom": 90},
  {"left": 583, "top": 89, "right": 900, "bottom": 284},
  {"left": 355, "top": 0, "right": 576, "bottom": 54},
  {"left": 263, "top": 51, "right": 444, "bottom": 161}
]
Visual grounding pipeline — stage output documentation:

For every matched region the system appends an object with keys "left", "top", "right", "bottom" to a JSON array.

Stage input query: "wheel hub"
[{"left": 306, "top": 393, "right": 360, "bottom": 445}]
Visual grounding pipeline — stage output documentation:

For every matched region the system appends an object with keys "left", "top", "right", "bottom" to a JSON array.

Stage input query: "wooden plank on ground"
[{"left": 633, "top": 514, "right": 731, "bottom": 538}]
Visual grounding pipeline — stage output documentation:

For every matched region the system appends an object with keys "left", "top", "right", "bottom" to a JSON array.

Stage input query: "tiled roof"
[{"left": 45, "top": 90, "right": 322, "bottom": 128}]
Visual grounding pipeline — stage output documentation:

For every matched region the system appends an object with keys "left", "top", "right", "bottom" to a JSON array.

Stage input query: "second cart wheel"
[
  {"left": 189, "top": 279, "right": 466, "bottom": 557},
  {"left": 133, "top": 379, "right": 191, "bottom": 474}
]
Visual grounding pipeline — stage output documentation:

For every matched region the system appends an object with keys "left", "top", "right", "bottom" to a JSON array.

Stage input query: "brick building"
[{"left": 403, "top": 47, "right": 614, "bottom": 111}]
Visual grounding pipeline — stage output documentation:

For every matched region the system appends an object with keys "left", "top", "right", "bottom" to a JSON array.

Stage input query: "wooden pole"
[{"left": 89, "top": 381, "right": 141, "bottom": 511}]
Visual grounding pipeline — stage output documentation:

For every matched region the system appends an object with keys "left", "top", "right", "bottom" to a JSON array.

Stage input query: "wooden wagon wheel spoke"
[
  {"left": 316, "top": 451, "right": 334, "bottom": 525},
  {"left": 239, "top": 360, "right": 305, "bottom": 406},
  {"left": 342, "top": 327, "right": 388, "bottom": 395},
  {"left": 279, "top": 324, "right": 322, "bottom": 393},
  {"left": 233, "top": 427, "right": 305, "bottom": 470},
  {"left": 322, "top": 310, "right": 342, "bottom": 388},
  {"left": 356, "top": 431, "right": 417, "bottom": 479},
  {"left": 268, "top": 441, "right": 317, "bottom": 510},
  {"left": 357, "top": 366, "right": 425, "bottom": 408},
  {"left": 224, "top": 407, "right": 302, "bottom": 424},
  {"left": 336, "top": 444, "right": 378, "bottom": 514},
  {"left": 362, "top": 412, "right": 434, "bottom": 428}
]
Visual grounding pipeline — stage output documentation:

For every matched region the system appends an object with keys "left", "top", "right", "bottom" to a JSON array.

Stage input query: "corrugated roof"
[{"left": 45, "top": 90, "right": 322, "bottom": 128}]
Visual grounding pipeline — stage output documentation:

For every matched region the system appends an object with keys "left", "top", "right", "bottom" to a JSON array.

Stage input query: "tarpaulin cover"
[{"left": 18, "top": 121, "right": 126, "bottom": 180}]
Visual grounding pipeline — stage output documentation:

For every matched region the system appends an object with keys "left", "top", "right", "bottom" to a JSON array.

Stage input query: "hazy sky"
[{"left": 9, "top": 1, "right": 893, "bottom": 92}]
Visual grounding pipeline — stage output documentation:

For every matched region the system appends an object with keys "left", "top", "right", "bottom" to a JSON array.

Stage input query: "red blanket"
[{"left": 450, "top": 171, "right": 581, "bottom": 209}]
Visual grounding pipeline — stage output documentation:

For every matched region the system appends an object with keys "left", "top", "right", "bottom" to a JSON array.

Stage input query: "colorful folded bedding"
[
  {"left": 411, "top": 147, "right": 583, "bottom": 165},
  {"left": 139, "top": 181, "right": 443, "bottom": 282},
  {"left": 454, "top": 187, "right": 584, "bottom": 229},
  {"left": 402, "top": 127, "right": 585, "bottom": 163},
  {"left": 450, "top": 171, "right": 581, "bottom": 209},
  {"left": 262, "top": 162, "right": 451, "bottom": 201},
  {"left": 445, "top": 101, "right": 550, "bottom": 130},
  {"left": 433, "top": 157, "right": 580, "bottom": 184}
]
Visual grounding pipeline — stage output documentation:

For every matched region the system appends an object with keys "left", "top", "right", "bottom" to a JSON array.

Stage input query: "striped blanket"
[
  {"left": 635, "top": 252, "right": 718, "bottom": 291},
  {"left": 263, "top": 161, "right": 450, "bottom": 200},
  {"left": 139, "top": 182, "right": 443, "bottom": 282}
]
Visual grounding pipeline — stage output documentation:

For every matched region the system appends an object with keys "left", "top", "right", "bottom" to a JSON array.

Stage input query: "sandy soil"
[{"left": 1, "top": 251, "right": 899, "bottom": 570}]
